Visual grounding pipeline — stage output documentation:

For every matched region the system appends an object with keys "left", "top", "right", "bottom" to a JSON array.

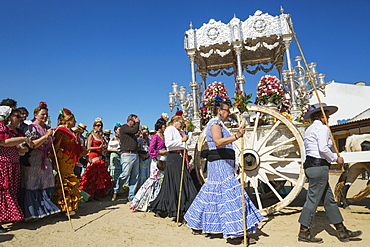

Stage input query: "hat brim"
[{"left": 303, "top": 105, "right": 338, "bottom": 120}]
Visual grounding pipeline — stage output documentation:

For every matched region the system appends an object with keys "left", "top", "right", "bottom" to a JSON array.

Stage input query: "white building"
[{"left": 309, "top": 81, "right": 370, "bottom": 126}]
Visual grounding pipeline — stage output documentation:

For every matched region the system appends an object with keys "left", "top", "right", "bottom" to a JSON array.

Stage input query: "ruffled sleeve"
[
  {"left": 0, "top": 122, "right": 11, "bottom": 140},
  {"left": 148, "top": 135, "right": 160, "bottom": 158}
]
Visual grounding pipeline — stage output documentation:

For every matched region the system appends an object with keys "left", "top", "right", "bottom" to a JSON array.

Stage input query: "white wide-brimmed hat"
[{"left": 303, "top": 102, "right": 338, "bottom": 119}]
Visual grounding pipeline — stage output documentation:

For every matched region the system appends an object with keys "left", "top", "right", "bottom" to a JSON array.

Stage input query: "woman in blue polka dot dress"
[{"left": 184, "top": 99, "right": 263, "bottom": 244}]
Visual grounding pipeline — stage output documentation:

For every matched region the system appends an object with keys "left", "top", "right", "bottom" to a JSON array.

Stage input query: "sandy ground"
[{"left": 1, "top": 173, "right": 369, "bottom": 247}]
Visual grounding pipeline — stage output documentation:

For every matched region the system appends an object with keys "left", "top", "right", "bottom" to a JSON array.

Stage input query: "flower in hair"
[
  {"left": 39, "top": 102, "right": 47, "bottom": 109},
  {"left": 0, "top": 106, "right": 12, "bottom": 121},
  {"left": 95, "top": 117, "right": 102, "bottom": 122},
  {"left": 114, "top": 122, "right": 121, "bottom": 127},
  {"left": 59, "top": 108, "right": 72, "bottom": 115},
  {"left": 161, "top": 112, "right": 169, "bottom": 120},
  {"left": 214, "top": 96, "right": 223, "bottom": 102},
  {"left": 175, "top": 110, "right": 183, "bottom": 116}
]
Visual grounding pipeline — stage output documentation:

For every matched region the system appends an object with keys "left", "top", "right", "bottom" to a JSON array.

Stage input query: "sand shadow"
[{"left": 0, "top": 234, "right": 14, "bottom": 243}]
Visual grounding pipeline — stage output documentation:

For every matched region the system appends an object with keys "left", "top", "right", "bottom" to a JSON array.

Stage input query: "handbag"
[{"left": 157, "top": 160, "right": 166, "bottom": 171}]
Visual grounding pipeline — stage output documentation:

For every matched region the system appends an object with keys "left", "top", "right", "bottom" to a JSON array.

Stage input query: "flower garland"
[
  {"left": 256, "top": 75, "right": 285, "bottom": 105},
  {"left": 198, "top": 81, "right": 231, "bottom": 125},
  {"left": 295, "top": 103, "right": 312, "bottom": 123}
]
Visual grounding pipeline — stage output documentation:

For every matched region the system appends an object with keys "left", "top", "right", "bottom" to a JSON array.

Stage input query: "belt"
[
  {"left": 304, "top": 156, "right": 330, "bottom": 169},
  {"left": 121, "top": 150, "right": 137, "bottom": 154},
  {"left": 169, "top": 150, "right": 184, "bottom": 154},
  {"left": 91, "top": 156, "right": 102, "bottom": 162}
]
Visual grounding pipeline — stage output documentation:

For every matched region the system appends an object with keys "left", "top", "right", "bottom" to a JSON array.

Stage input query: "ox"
[{"left": 335, "top": 134, "right": 370, "bottom": 208}]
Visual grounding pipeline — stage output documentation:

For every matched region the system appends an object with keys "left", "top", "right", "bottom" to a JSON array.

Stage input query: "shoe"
[
  {"left": 334, "top": 223, "right": 362, "bottom": 242},
  {"left": 127, "top": 195, "right": 134, "bottom": 202},
  {"left": 65, "top": 210, "right": 76, "bottom": 217},
  {"left": 298, "top": 225, "right": 323, "bottom": 243},
  {"left": 0, "top": 225, "right": 6, "bottom": 233},
  {"left": 111, "top": 193, "right": 117, "bottom": 201},
  {"left": 192, "top": 229, "right": 203, "bottom": 235}
]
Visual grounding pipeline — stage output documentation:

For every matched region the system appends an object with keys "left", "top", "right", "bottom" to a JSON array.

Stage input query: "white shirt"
[
  {"left": 164, "top": 126, "right": 192, "bottom": 151},
  {"left": 303, "top": 120, "right": 338, "bottom": 163}
]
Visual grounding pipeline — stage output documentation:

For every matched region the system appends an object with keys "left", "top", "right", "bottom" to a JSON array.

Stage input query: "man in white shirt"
[{"left": 298, "top": 103, "right": 362, "bottom": 244}]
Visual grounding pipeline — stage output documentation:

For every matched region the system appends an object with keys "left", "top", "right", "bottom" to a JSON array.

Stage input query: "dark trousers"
[{"left": 298, "top": 165, "right": 343, "bottom": 227}]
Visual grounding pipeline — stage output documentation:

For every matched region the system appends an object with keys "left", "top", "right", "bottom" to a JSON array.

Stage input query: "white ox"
[{"left": 335, "top": 134, "right": 370, "bottom": 208}]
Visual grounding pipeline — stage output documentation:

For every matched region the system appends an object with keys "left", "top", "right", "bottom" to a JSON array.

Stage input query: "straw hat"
[
  {"left": 303, "top": 102, "right": 338, "bottom": 119},
  {"left": 104, "top": 129, "right": 112, "bottom": 135},
  {"left": 77, "top": 123, "right": 88, "bottom": 132}
]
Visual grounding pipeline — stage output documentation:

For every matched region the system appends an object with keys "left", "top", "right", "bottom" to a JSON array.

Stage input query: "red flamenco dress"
[
  {"left": 53, "top": 127, "right": 87, "bottom": 212},
  {"left": 0, "top": 122, "right": 24, "bottom": 223},
  {"left": 79, "top": 135, "right": 113, "bottom": 199}
]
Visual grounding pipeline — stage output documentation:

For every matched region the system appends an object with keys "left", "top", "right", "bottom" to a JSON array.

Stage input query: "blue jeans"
[{"left": 113, "top": 153, "right": 139, "bottom": 198}]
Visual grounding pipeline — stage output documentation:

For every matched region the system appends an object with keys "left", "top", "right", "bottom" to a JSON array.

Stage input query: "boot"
[
  {"left": 334, "top": 223, "right": 362, "bottom": 242},
  {"left": 341, "top": 184, "right": 351, "bottom": 209},
  {"left": 298, "top": 225, "right": 323, "bottom": 243}
]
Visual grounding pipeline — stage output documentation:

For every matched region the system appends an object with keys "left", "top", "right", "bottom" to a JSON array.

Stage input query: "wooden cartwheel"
[{"left": 194, "top": 105, "right": 307, "bottom": 216}]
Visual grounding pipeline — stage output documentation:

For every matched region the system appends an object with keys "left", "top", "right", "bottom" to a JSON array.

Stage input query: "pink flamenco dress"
[
  {"left": 0, "top": 122, "right": 24, "bottom": 224},
  {"left": 79, "top": 135, "right": 113, "bottom": 199}
]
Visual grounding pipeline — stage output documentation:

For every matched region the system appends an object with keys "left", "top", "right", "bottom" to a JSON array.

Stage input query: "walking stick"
[
  {"left": 238, "top": 117, "right": 247, "bottom": 247},
  {"left": 51, "top": 130, "right": 73, "bottom": 229},
  {"left": 176, "top": 141, "right": 187, "bottom": 225},
  {"left": 286, "top": 19, "right": 343, "bottom": 170}
]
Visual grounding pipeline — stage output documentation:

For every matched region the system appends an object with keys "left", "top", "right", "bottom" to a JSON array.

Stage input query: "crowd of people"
[{"left": 0, "top": 97, "right": 363, "bottom": 245}]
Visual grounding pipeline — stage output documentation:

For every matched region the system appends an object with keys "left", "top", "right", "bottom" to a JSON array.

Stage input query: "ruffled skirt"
[
  {"left": 148, "top": 152, "right": 198, "bottom": 217},
  {"left": 79, "top": 159, "right": 113, "bottom": 199},
  {"left": 130, "top": 160, "right": 164, "bottom": 211},
  {"left": 184, "top": 175, "right": 264, "bottom": 238},
  {"left": 0, "top": 161, "right": 24, "bottom": 222},
  {"left": 53, "top": 173, "right": 82, "bottom": 212}
]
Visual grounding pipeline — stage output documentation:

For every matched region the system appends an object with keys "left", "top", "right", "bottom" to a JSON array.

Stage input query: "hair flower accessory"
[
  {"left": 214, "top": 96, "right": 223, "bottom": 102},
  {"left": 0, "top": 106, "right": 12, "bottom": 121},
  {"left": 175, "top": 110, "right": 183, "bottom": 116},
  {"left": 160, "top": 112, "right": 169, "bottom": 120},
  {"left": 59, "top": 108, "right": 72, "bottom": 115},
  {"left": 95, "top": 117, "right": 102, "bottom": 122},
  {"left": 39, "top": 102, "right": 48, "bottom": 109},
  {"left": 114, "top": 122, "right": 121, "bottom": 127}
]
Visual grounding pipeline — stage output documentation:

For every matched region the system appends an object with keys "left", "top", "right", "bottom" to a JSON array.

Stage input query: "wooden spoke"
[
  {"left": 259, "top": 137, "right": 296, "bottom": 157},
  {"left": 256, "top": 120, "right": 281, "bottom": 152},
  {"left": 261, "top": 164, "right": 298, "bottom": 185}
]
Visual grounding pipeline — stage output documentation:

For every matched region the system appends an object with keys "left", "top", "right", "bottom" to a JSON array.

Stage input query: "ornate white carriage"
[
  {"left": 168, "top": 8, "right": 370, "bottom": 216},
  {"left": 173, "top": 9, "right": 327, "bottom": 216}
]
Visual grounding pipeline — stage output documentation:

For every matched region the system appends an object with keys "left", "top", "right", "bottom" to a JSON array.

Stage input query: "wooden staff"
[
  {"left": 51, "top": 129, "right": 73, "bottom": 229},
  {"left": 287, "top": 19, "right": 343, "bottom": 170},
  {"left": 238, "top": 116, "right": 247, "bottom": 247},
  {"left": 176, "top": 141, "right": 187, "bottom": 225}
]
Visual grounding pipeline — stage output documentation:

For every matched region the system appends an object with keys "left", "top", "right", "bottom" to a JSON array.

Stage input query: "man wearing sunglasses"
[{"left": 112, "top": 114, "right": 140, "bottom": 202}]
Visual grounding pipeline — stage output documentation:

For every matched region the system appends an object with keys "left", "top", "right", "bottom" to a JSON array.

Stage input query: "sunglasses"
[
  {"left": 95, "top": 124, "right": 102, "bottom": 127},
  {"left": 12, "top": 114, "right": 22, "bottom": 119}
]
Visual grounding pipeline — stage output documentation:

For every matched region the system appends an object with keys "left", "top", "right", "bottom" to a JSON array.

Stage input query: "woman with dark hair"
[
  {"left": 53, "top": 108, "right": 87, "bottom": 215},
  {"left": 148, "top": 115, "right": 198, "bottom": 220},
  {"left": 184, "top": 100, "right": 263, "bottom": 244},
  {"left": 79, "top": 118, "right": 113, "bottom": 200},
  {"left": 130, "top": 118, "right": 167, "bottom": 211},
  {"left": 20, "top": 102, "right": 60, "bottom": 220},
  {"left": 0, "top": 106, "right": 33, "bottom": 232},
  {"left": 107, "top": 122, "right": 123, "bottom": 194}
]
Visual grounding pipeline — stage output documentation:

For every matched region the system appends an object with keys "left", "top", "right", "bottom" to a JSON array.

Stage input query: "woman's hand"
[
  {"left": 181, "top": 135, "right": 189, "bottom": 142},
  {"left": 159, "top": 150, "right": 168, "bottom": 155},
  {"left": 46, "top": 128, "right": 53, "bottom": 137},
  {"left": 24, "top": 137, "right": 35, "bottom": 149},
  {"left": 235, "top": 126, "right": 245, "bottom": 139}
]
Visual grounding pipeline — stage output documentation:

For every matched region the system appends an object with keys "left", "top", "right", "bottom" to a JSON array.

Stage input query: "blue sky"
[{"left": 1, "top": 0, "right": 369, "bottom": 131}]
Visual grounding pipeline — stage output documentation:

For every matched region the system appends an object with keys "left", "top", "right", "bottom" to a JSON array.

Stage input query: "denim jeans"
[{"left": 113, "top": 153, "right": 139, "bottom": 198}]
